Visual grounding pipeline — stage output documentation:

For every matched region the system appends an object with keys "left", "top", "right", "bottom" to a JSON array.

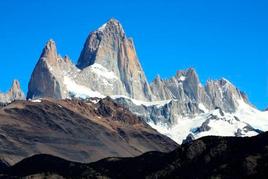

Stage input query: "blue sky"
[{"left": 0, "top": 0, "right": 267, "bottom": 109}]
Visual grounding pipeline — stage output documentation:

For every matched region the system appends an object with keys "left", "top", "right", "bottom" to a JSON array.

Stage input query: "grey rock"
[
  {"left": 114, "top": 97, "right": 202, "bottom": 126},
  {"left": 0, "top": 80, "right": 25, "bottom": 104},
  {"left": 150, "top": 69, "right": 249, "bottom": 113},
  {"left": 205, "top": 78, "right": 249, "bottom": 112},
  {"left": 28, "top": 19, "right": 153, "bottom": 101},
  {"left": 182, "top": 133, "right": 195, "bottom": 144},
  {"left": 193, "top": 119, "right": 212, "bottom": 134},
  {"left": 77, "top": 18, "right": 153, "bottom": 101},
  {"left": 235, "top": 129, "right": 243, "bottom": 137},
  {"left": 27, "top": 40, "right": 77, "bottom": 99}
]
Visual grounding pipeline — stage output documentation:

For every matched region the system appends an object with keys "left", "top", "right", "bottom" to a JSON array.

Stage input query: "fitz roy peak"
[
  {"left": 28, "top": 18, "right": 153, "bottom": 101},
  {"left": 27, "top": 18, "right": 268, "bottom": 144}
]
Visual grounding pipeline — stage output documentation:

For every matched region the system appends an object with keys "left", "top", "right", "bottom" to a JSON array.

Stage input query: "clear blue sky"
[{"left": 0, "top": 0, "right": 267, "bottom": 109}]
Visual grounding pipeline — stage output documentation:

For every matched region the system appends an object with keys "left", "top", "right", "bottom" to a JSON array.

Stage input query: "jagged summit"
[
  {"left": 97, "top": 18, "right": 124, "bottom": 33},
  {"left": 40, "top": 39, "right": 58, "bottom": 63},
  {"left": 75, "top": 19, "right": 153, "bottom": 101},
  {"left": 27, "top": 40, "right": 77, "bottom": 99},
  {"left": 46, "top": 39, "right": 56, "bottom": 49},
  {"left": 2, "top": 18, "right": 268, "bottom": 151},
  {"left": 27, "top": 19, "right": 261, "bottom": 115},
  {"left": 77, "top": 18, "right": 126, "bottom": 69},
  {"left": 0, "top": 80, "right": 25, "bottom": 104},
  {"left": 11, "top": 79, "right": 21, "bottom": 90},
  {"left": 150, "top": 67, "right": 250, "bottom": 112},
  {"left": 28, "top": 18, "right": 153, "bottom": 101}
]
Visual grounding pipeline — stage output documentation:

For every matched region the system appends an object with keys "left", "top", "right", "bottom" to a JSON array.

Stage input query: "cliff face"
[
  {"left": 27, "top": 40, "right": 77, "bottom": 99},
  {"left": 77, "top": 18, "right": 153, "bottom": 100}
]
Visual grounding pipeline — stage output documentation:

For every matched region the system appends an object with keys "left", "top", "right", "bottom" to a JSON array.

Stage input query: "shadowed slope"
[
  {"left": 0, "top": 97, "right": 177, "bottom": 166},
  {"left": 2, "top": 132, "right": 268, "bottom": 178}
]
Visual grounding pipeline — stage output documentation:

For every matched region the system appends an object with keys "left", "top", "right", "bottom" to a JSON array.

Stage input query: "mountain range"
[
  {"left": 0, "top": 18, "right": 267, "bottom": 173},
  {"left": 23, "top": 18, "right": 268, "bottom": 143}
]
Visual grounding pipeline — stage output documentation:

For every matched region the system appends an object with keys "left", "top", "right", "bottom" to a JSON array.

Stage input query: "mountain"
[
  {"left": 26, "top": 18, "right": 268, "bottom": 144},
  {"left": 0, "top": 80, "right": 25, "bottom": 105},
  {"left": 113, "top": 94, "right": 268, "bottom": 144},
  {"left": 2, "top": 132, "right": 268, "bottom": 178},
  {"left": 150, "top": 69, "right": 249, "bottom": 112},
  {"left": 0, "top": 97, "right": 177, "bottom": 166},
  {"left": 114, "top": 70, "right": 268, "bottom": 143},
  {"left": 27, "top": 19, "right": 153, "bottom": 101},
  {"left": 27, "top": 40, "right": 78, "bottom": 99},
  {"left": 77, "top": 18, "right": 153, "bottom": 101}
]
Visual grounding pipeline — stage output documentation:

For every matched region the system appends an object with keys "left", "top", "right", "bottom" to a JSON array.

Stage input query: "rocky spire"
[
  {"left": 0, "top": 80, "right": 25, "bottom": 104},
  {"left": 150, "top": 67, "right": 249, "bottom": 112},
  {"left": 27, "top": 40, "right": 74, "bottom": 99},
  {"left": 76, "top": 18, "right": 153, "bottom": 101},
  {"left": 10, "top": 80, "right": 25, "bottom": 99},
  {"left": 77, "top": 18, "right": 125, "bottom": 69},
  {"left": 40, "top": 39, "right": 58, "bottom": 64},
  {"left": 205, "top": 78, "right": 250, "bottom": 112}
]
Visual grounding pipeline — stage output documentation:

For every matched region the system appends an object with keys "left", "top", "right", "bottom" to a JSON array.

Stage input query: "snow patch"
[
  {"left": 179, "top": 76, "right": 186, "bottom": 81},
  {"left": 64, "top": 76, "right": 105, "bottom": 99},
  {"left": 29, "top": 99, "right": 42, "bottom": 103},
  {"left": 235, "top": 100, "right": 268, "bottom": 131},
  {"left": 111, "top": 95, "right": 172, "bottom": 107},
  {"left": 98, "top": 23, "right": 107, "bottom": 32},
  {"left": 148, "top": 101, "right": 268, "bottom": 144},
  {"left": 89, "top": 63, "right": 118, "bottom": 80},
  {"left": 198, "top": 103, "right": 208, "bottom": 113}
]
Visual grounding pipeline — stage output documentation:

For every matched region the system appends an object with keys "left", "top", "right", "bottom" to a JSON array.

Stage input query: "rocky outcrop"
[
  {"left": 0, "top": 80, "right": 25, "bottom": 104},
  {"left": 114, "top": 97, "right": 201, "bottom": 126},
  {"left": 205, "top": 78, "right": 250, "bottom": 112}
]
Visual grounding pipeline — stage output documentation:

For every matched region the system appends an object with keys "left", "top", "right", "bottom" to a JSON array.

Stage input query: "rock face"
[
  {"left": 77, "top": 19, "right": 152, "bottom": 101},
  {"left": 27, "top": 19, "right": 153, "bottom": 101},
  {"left": 150, "top": 68, "right": 249, "bottom": 113},
  {"left": 27, "top": 40, "right": 77, "bottom": 99},
  {"left": 205, "top": 78, "right": 249, "bottom": 112},
  {"left": 114, "top": 95, "right": 268, "bottom": 144},
  {"left": 0, "top": 98, "right": 177, "bottom": 165},
  {"left": 0, "top": 80, "right": 25, "bottom": 104}
]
